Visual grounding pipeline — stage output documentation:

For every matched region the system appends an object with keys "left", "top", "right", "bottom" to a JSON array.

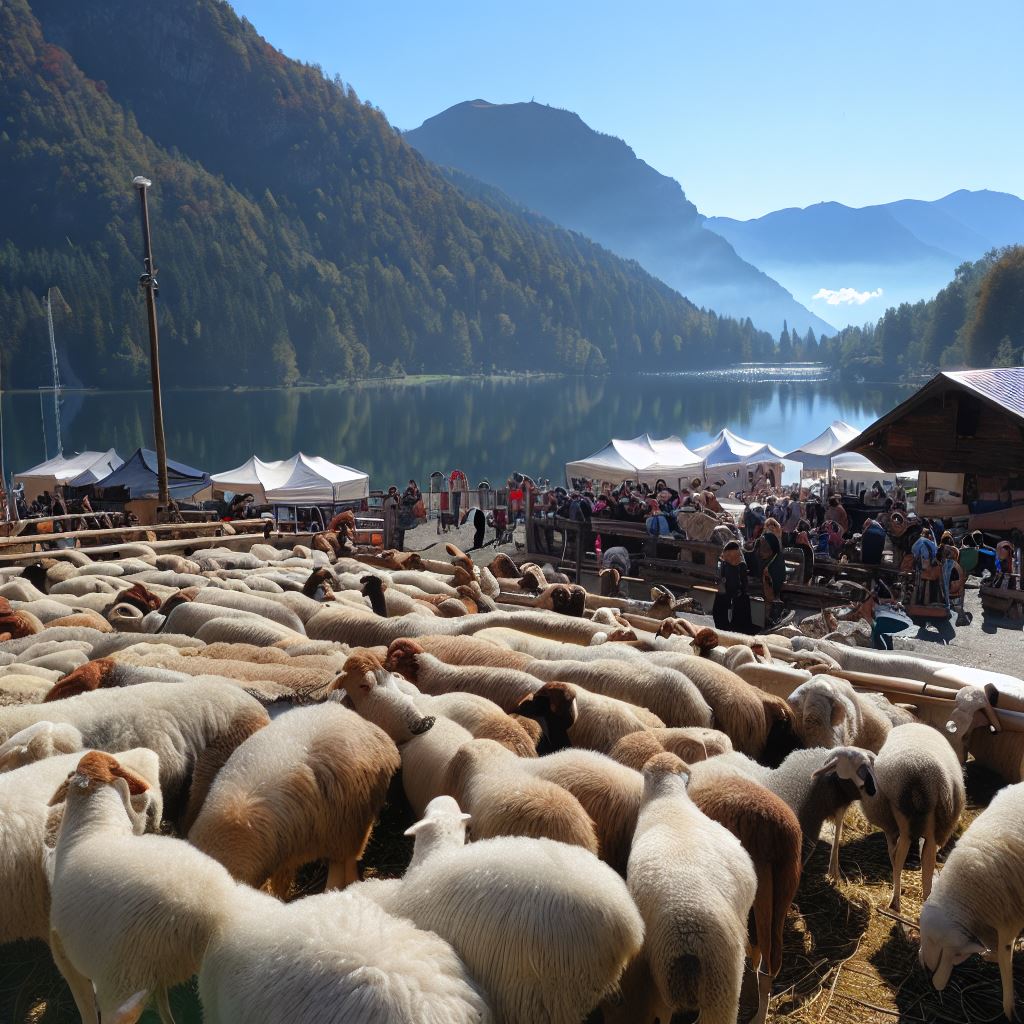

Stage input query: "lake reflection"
[{"left": 2, "top": 372, "right": 909, "bottom": 489}]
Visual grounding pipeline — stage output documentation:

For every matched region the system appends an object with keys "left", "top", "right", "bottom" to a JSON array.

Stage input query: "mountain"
[
  {"left": 406, "top": 100, "right": 832, "bottom": 337},
  {"left": 707, "top": 190, "right": 1024, "bottom": 328},
  {"left": 818, "top": 246, "right": 1024, "bottom": 380},
  {"left": 0, "top": 0, "right": 778, "bottom": 390}
]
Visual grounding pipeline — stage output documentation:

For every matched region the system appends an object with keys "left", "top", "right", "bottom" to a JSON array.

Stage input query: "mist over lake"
[{"left": 5, "top": 370, "right": 908, "bottom": 489}]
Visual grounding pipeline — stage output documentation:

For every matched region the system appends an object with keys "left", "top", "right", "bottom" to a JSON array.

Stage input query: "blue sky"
[{"left": 229, "top": 0, "right": 1023, "bottom": 220}]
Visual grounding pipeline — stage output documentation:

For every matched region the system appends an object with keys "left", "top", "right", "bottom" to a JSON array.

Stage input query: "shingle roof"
[{"left": 943, "top": 368, "right": 1024, "bottom": 421}]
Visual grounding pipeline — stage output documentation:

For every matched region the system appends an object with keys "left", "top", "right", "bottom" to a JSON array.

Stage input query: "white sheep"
[
  {"left": 787, "top": 675, "right": 912, "bottom": 752},
  {"left": 609, "top": 753, "right": 756, "bottom": 1024},
  {"left": 198, "top": 883, "right": 493, "bottom": 1023},
  {"left": 49, "top": 751, "right": 238, "bottom": 1024},
  {"left": 0, "top": 679, "right": 270, "bottom": 828},
  {"left": 188, "top": 703, "right": 400, "bottom": 892},
  {"left": 919, "top": 780, "right": 1024, "bottom": 1021},
  {"left": 860, "top": 723, "right": 966, "bottom": 911},
  {"left": 0, "top": 746, "right": 161, "bottom": 948},
  {"left": 354, "top": 795, "right": 644, "bottom": 1024}
]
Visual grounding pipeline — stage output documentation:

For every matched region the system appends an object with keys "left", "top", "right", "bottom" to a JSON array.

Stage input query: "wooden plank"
[{"left": 0, "top": 519, "right": 269, "bottom": 549}]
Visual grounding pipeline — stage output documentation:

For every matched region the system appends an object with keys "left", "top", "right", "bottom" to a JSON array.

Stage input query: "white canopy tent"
[
  {"left": 566, "top": 434, "right": 704, "bottom": 488},
  {"left": 786, "top": 420, "right": 861, "bottom": 472},
  {"left": 211, "top": 453, "right": 369, "bottom": 505},
  {"left": 694, "top": 428, "right": 786, "bottom": 492},
  {"left": 15, "top": 449, "right": 123, "bottom": 501},
  {"left": 831, "top": 452, "right": 918, "bottom": 496}
]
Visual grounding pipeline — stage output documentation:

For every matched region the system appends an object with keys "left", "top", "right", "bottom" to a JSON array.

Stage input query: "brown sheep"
[
  {"left": 0, "top": 598, "right": 43, "bottom": 642},
  {"left": 445, "top": 738, "right": 599, "bottom": 853},
  {"left": 609, "top": 726, "right": 734, "bottom": 771},
  {"left": 690, "top": 776, "right": 802, "bottom": 1024}
]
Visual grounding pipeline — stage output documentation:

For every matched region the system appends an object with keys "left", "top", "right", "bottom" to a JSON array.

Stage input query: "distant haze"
[{"left": 228, "top": 0, "right": 1024, "bottom": 220}]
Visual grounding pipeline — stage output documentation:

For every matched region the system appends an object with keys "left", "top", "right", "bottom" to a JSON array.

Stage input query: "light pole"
[{"left": 133, "top": 175, "right": 170, "bottom": 508}]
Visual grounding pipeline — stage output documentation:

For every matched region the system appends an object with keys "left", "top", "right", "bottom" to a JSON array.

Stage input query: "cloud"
[{"left": 812, "top": 286, "right": 884, "bottom": 306}]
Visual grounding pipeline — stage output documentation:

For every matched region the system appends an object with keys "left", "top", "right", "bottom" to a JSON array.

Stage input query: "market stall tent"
[
  {"left": 786, "top": 420, "right": 861, "bottom": 472},
  {"left": 566, "top": 434, "right": 704, "bottom": 488},
  {"left": 211, "top": 453, "right": 369, "bottom": 505},
  {"left": 14, "top": 449, "right": 123, "bottom": 501},
  {"left": 90, "top": 448, "right": 211, "bottom": 501},
  {"left": 694, "top": 428, "right": 786, "bottom": 491}
]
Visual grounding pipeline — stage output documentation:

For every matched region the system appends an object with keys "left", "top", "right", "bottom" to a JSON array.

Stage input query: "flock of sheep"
[{"left": 0, "top": 537, "right": 1022, "bottom": 1023}]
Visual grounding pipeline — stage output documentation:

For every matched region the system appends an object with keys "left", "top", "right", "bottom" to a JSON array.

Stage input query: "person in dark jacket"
[
  {"left": 860, "top": 518, "right": 887, "bottom": 565},
  {"left": 713, "top": 541, "right": 754, "bottom": 634}
]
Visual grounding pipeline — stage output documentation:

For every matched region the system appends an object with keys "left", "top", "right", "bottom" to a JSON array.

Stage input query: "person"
[
  {"left": 912, "top": 527, "right": 940, "bottom": 603},
  {"left": 382, "top": 486, "right": 400, "bottom": 550},
  {"left": 765, "top": 466, "right": 777, "bottom": 491},
  {"left": 713, "top": 540, "right": 754, "bottom": 634},
  {"left": 757, "top": 517, "right": 790, "bottom": 628},
  {"left": 855, "top": 582, "right": 911, "bottom": 650},
  {"left": 228, "top": 492, "right": 254, "bottom": 519},
  {"left": 461, "top": 505, "right": 487, "bottom": 549},
  {"left": 860, "top": 517, "right": 887, "bottom": 566},
  {"left": 395, "top": 480, "right": 421, "bottom": 552},
  {"left": 779, "top": 492, "right": 802, "bottom": 545},
  {"left": 826, "top": 495, "right": 848, "bottom": 535}
]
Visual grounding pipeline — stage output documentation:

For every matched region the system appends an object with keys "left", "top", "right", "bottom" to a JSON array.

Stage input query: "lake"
[{"left": 2, "top": 367, "right": 909, "bottom": 490}]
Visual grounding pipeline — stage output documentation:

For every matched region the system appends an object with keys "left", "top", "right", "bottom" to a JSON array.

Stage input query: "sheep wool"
[
  {"left": 189, "top": 703, "right": 400, "bottom": 891},
  {"left": 618, "top": 753, "right": 756, "bottom": 1024}
]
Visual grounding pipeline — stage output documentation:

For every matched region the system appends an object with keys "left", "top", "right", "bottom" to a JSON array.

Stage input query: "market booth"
[
  {"left": 84, "top": 448, "right": 212, "bottom": 521},
  {"left": 565, "top": 434, "right": 704, "bottom": 490},
  {"left": 693, "top": 428, "right": 785, "bottom": 494},
  {"left": 14, "top": 449, "right": 123, "bottom": 502},
  {"left": 211, "top": 453, "right": 369, "bottom": 506},
  {"left": 786, "top": 420, "right": 861, "bottom": 473}
]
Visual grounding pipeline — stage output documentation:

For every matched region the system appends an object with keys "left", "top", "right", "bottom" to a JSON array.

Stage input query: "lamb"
[
  {"left": 688, "top": 772, "right": 803, "bottom": 1024},
  {"left": 445, "top": 738, "right": 599, "bottom": 853},
  {"left": 525, "top": 656, "right": 713, "bottom": 729},
  {"left": 188, "top": 703, "right": 399, "bottom": 892},
  {"left": 919, "top": 780, "right": 1024, "bottom": 1021},
  {"left": 198, "top": 884, "right": 492, "bottom": 1023},
  {"left": 336, "top": 651, "right": 462, "bottom": 815},
  {"left": 0, "top": 721, "right": 85, "bottom": 771},
  {"left": 787, "top": 675, "right": 912, "bottom": 752},
  {"left": 609, "top": 753, "right": 756, "bottom": 1024},
  {"left": 389, "top": 648, "right": 542, "bottom": 710},
  {"left": 354, "top": 795, "right": 644, "bottom": 1024},
  {"left": 49, "top": 751, "right": 238, "bottom": 1024},
  {"left": 859, "top": 722, "right": 965, "bottom": 911},
  {"left": 0, "top": 679, "right": 270, "bottom": 828},
  {"left": 608, "top": 726, "right": 734, "bottom": 770},
  {"left": 0, "top": 747, "right": 161, "bottom": 949},
  {"left": 515, "top": 747, "right": 641, "bottom": 873}
]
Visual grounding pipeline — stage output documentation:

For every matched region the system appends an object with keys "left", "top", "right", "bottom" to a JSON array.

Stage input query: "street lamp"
[{"left": 132, "top": 175, "right": 170, "bottom": 508}]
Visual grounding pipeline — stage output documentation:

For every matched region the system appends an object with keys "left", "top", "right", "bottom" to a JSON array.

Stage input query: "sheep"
[
  {"left": 355, "top": 795, "right": 644, "bottom": 1024},
  {"left": 919, "top": 780, "right": 1024, "bottom": 1021},
  {"left": 688, "top": 772, "right": 803, "bottom": 1024},
  {"left": 308, "top": 607, "right": 456, "bottom": 646},
  {"left": 609, "top": 726, "right": 734, "bottom": 770},
  {"left": 515, "top": 747, "right": 641, "bottom": 874},
  {"left": 198, "top": 884, "right": 492, "bottom": 1023},
  {"left": 445, "top": 738, "right": 599, "bottom": 853},
  {"left": 0, "top": 679, "right": 270, "bottom": 828},
  {"left": 0, "top": 597, "right": 43, "bottom": 639},
  {"left": 42, "top": 658, "right": 198, "bottom": 700},
  {"left": 49, "top": 751, "right": 238, "bottom": 1024},
  {"left": 196, "top": 615, "right": 307, "bottom": 647},
  {"left": 0, "top": 746, "right": 161, "bottom": 950},
  {"left": 396, "top": 682, "right": 538, "bottom": 757},
  {"left": 336, "top": 651, "right": 462, "bottom": 815},
  {"left": 390, "top": 648, "right": 542, "bottom": 710},
  {"left": 514, "top": 681, "right": 665, "bottom": 754},
  {"left": 525, "top": 656, "right": 713, "bottom": 729},
  {"left": 787, "top": 676, "right": 913, "bottom": 752},
  {"left": 859, "top": 722, "right": 966, "bottom": 911},
  {"left": 188, "top": 703, "right": 399, "bottom": 892},
  {"left": 608, "top": 752, "right": 756, "bottom": 1024},
  {"left": 0, "top": 673, "right": 54, "bottom": 708},
  {"left": 646, "top": 649, "right": 799, "bottom": 762}
]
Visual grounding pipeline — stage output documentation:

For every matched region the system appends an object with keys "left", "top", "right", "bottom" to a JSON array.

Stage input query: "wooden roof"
[{"left": 839, "top": 368, "right": 1024, "bottom": 475}]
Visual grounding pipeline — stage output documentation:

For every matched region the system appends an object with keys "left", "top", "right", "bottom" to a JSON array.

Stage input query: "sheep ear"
[
  {"left": 930, "top": 946, "right": 955, "bottom": 991},
  {"left": 47, "top": 773, "right": 75, "bottom": 806},
  {"left": 811, "top": 756, "right": 839, "bottom": 780},
  {"left": 110, "top": 989, "right": 151, "bottom": 1024},
  {"left": 108, "top": 762, "right": 151, "bottom": 796},
  {"left": 857, "top": 763, "right": 878, "bottom": 797}
]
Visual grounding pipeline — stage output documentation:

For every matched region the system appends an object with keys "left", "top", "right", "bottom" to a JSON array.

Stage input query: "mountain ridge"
[{"left": 407, "top": 99, "right": 833, "bottom": 336}]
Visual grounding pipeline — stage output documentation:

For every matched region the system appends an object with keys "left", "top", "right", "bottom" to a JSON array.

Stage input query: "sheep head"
[
  {"left": 640, "top": 751, "right": 692, "bottom": 798},
  {"left": 919, "top": 902, "right": 987, "bottom": 993},
  {"left": 0, "top": 721, "right": 84, "bottom": 773},
  {"left": 692, "top": 627, "right": 720, "bottom": 657},
  {"left": 648, "top": 586, "right": 678, "bottom": 620},
  {"left": 536, "top": 584, "right": 586, "bottom": 617},
  {"left": 45, "top": 659, "right": 117, "bottom": 701},
  {"left": 0, "top": 598, "right": 41, "bottom": 640},
  {"left": 657, "top": 617, "right": 697, "bottom": 639},
  {"left": 515, "top": 682, "right": 578, "bottom": 754},
  {"left": 490, "top": 553, "right": 521, "bottom": 580},
  {"left": 334, "top": 652, "right": 435, "bottom": 743},
  {"left": 444, "top": 543, "right": 475, "bottom": 575},
  {"left": 385, "top": 638, "right": 424, "bottom": 681},
  {"left": 811, "top": 746, "right": 878, "bottom": 797},
  {"left": 598, "top": 568, "right": 622, "bottom": 598},
  {"left": 159, "top": 587, "right": 200, "bottom": 616},
  {"left": 788, "top": 678, "right": 855, "bottom": 748},
  {"left": 404, "top": 795, "right": 471, "bottom": 869},
  {"left": 944, "top": 684, "right": 1001, "bottom": 759},
  {"left": 50, "top": 750, "right": 151, "bottom": 805},
  {"left": 116, "top": 583, "right": 163, "bottom": 614}
]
